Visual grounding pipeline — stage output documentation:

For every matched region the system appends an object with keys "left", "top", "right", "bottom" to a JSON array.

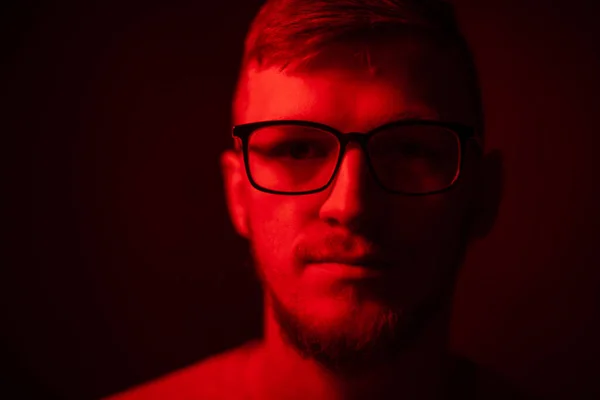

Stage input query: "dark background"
[{"left": 4, "top": 0, "right": 599, "bottom": 399}]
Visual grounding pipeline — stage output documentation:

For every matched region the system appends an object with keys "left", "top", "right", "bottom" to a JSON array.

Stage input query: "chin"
[
  {"left": 269, "top": 273, "right": 454, "bottom": 373},
  {"left": 272, "top": 289, "right": 406, "bottom": 372},
  {"left": 303, "top": 293, "right": 397, "bottom": 333}
]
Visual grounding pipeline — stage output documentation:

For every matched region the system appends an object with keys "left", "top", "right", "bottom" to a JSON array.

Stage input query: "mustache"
[{"left": 294, "top": 229, "right": 392, "bottom": 267}]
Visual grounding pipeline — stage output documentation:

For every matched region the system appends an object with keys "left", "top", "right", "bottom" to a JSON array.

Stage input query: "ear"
[
  {"left": 469, "top": 149, "right": 504, "bottom": 239},
  {"left": 220, "top": 150, "right": 250, "bottom": 239}
]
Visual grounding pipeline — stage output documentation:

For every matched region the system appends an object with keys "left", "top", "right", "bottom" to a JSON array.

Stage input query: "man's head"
[{"left": 222, "top": 0, "right": 496, "bottom": 374}]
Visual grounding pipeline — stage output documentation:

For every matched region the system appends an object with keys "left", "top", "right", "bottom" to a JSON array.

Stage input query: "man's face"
[{"left": 223, "top": 35, "right": 481, "bottom": 368}]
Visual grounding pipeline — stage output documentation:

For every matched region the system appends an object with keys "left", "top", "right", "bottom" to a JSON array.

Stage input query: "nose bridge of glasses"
[
  {"left": 335, "top": 132, "right": 372, "bottom": 183},
  {"left": 338, "top": 132, "right": 371, "bottom": 152},
  {"left": 337, "top": 132, "right": 375, "bottom": 172}
]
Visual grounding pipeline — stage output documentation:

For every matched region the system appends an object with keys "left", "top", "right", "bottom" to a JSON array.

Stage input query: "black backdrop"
[{"left": 4, "top": 1, "right": 600, "bottom": 399}]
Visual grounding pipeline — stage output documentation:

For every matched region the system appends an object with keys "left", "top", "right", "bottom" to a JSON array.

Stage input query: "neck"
[{"left": 253, "top": 295, "right": 455, "bottom": 400}]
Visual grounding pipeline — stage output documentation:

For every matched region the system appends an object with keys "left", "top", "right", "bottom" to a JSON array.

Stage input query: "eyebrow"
[
  {"left": 353, "top": 109, "right": 443, "bottom": 132},
  {"left": 274, "top": 109, "right": 441, "bottom": 125},
  {"left": 384, "top": 109, "right": 441, "bottom": 122}
]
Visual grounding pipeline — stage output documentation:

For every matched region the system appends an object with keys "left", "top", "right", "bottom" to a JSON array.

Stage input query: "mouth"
[
  {"left": 306, "top": 262, "right": 389, "bottom": 279},
  {"left": 306, "top": 253, "right": 392, "bottom": 268}
]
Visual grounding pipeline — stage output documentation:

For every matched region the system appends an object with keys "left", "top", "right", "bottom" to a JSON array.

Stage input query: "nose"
[{"left": 319, "top": 143, "right": 378, "bottom": 228}]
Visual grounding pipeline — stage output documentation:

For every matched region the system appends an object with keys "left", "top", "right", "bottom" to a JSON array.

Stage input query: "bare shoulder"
[{"left": 104, "top": 340, "right": 262, "bottom": 400}]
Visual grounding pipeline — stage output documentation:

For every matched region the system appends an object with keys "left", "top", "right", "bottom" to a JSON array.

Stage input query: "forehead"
[{"left": 234, "top": 37, "right": 477, "bottom": 131}]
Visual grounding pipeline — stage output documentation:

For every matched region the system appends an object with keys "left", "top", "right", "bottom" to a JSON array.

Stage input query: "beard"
[{"left": 267, "top": 281, "right": 454, "bottom": 377}]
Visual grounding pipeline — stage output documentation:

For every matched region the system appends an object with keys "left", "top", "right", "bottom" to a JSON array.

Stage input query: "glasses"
[{"left": 232, "top": 120, "right": 478, "bottom": 196}]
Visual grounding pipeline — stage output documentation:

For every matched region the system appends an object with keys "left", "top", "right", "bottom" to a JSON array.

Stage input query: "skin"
[{"left": 221, "top": 35, "right": 496, "bottom": 400}]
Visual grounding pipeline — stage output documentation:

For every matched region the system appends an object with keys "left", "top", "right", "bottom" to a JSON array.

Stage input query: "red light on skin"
[{"left": 306, "top": 262, "right": 386, "bottom": 279}]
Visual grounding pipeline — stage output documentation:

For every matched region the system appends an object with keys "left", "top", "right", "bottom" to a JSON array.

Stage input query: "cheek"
[
  {"left": 387, "top": 194, "right": 469, "bottom": 252},
  {"left": 382, "top": 196, "right": 470, "bottom": 305},
  {"left": 247, "top": 195, "right": 314, "bottom": 286}
]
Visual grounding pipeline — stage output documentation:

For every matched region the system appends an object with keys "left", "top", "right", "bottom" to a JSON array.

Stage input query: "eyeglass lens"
[{"left": 246, "top": 124, "right": 460, "bottom": 194}]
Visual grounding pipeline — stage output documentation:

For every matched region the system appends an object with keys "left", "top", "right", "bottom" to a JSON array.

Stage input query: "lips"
[
  {"left": 305, "top": 254, "right": 392, "bottom": 270},
  {"left": 306, "top": 262, "right": 386, "bottom": 279},
  {"left": 295, "top": 228, "right": 393, "bottom": 271}
]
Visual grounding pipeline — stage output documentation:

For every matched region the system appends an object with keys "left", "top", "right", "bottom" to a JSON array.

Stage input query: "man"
[{"left": 109, "top": 0, "right": 533, "bottom": 399}]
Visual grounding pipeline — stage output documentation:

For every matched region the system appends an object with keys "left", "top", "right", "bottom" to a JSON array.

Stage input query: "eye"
[
  {"left": 372, "top": 139, "right": 434, "bottom": 159},
  {"left": 248, "top": 125, "right": 339, "bottom": 162},
  {"left": 394, "top": 141, "right": 433, "bottom": 158},
  {"left": 271, "top": 140, "right": 327, "bottom": 160}
]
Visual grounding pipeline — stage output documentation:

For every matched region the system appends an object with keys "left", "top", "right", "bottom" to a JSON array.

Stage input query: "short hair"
[
  {"left": 244, "top": 0, "right": 461, "bottom": 70},
  {"left": 234, "top": 0, "right": 484, "bottom": 134}
]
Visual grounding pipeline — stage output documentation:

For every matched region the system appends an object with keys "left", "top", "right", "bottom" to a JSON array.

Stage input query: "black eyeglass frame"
[{"left": 232, "top": 119, "right": 480, "bottom": 196}]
